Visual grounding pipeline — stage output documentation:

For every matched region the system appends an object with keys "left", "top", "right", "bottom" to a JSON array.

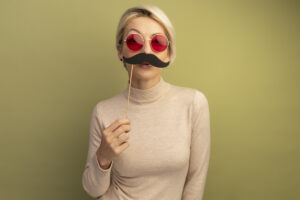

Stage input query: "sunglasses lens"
[
  {"left": 126, "top": 34, "right": 143, "bottom": 51},
  {"left": 151, "top": 35, "right": 168, "bottom": 52}
]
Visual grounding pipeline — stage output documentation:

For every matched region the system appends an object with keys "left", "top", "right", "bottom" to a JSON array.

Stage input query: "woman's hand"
[{"left": 96, "top": 118, "right": 131, "bottom": 169}]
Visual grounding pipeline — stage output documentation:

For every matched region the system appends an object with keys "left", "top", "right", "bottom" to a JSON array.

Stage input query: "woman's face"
[{"left": 118, "top": 16, "right": 170, "bottom": 80}]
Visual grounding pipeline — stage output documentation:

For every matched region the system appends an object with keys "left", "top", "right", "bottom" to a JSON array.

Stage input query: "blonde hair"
[{"left": 116, "top": 5, "right": 176, "bottom": 64}]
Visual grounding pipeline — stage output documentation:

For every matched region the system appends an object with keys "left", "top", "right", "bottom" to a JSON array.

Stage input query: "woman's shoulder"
[
  {"left": 169, "top": 83, "right": 210, "bottom": 123},
  {"left": 168, "top": 82, "right": 208, "bottom": 105}
]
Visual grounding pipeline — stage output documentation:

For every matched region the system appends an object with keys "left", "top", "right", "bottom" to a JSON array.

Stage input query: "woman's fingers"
[
  {"left": 116, "top": 132, "right": 130, "bottom": 145},
  {"left": 97, "top": 118, "right": 131, "bottom": 161},
  {"left": 111, "top": 124, "right": 131, "bottom": 138},
  {"left": 104, "top": 118, "right": 130, "bottom": 135},
  {"left": 116, "top": 141, "right": 130, "bottom": 152}
]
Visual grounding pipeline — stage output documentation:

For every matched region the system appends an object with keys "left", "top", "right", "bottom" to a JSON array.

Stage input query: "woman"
[{"left": 82, "top": 5, "right": 211, "bottom": 200}]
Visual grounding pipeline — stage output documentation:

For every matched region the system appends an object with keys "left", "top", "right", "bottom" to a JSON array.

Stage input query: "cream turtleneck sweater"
[{"left": 82, "top": 75, "right": 211, "bottom": 200}]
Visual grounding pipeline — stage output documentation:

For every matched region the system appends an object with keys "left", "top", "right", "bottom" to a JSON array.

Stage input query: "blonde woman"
[{"left": 82, "top": 5, "right": 211, "bottom": 200}]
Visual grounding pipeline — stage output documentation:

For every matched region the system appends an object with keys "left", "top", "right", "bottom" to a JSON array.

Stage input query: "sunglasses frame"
[{"left": 123, "top": 32, "right": 170, "bottom": 53}]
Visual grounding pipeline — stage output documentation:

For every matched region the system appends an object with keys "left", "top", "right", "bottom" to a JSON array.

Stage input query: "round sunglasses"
[{"left": 123, "top": 33, "right": 169, "bottom": 53}]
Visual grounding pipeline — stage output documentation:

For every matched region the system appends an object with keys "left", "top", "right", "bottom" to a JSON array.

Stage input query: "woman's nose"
[{"left": 143, "top": 39, "right": 152, "bottom": 54}]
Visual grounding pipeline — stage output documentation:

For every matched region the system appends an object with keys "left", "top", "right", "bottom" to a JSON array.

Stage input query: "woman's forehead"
[
  {"left": 124, "top": 17, "right": 166, "bottom": 36},
  {"left": 126, "top": 28, "right": 164, "bottom": 38}
]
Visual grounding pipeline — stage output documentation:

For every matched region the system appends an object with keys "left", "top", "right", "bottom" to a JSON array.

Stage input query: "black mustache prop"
[{"left": 122, "top": 53, "right": 170, "bottom": 68}]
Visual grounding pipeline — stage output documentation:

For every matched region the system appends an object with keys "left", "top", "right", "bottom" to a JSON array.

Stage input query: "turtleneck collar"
[{"left": 122, "top": 76, "right": 171, "bottom": 104}]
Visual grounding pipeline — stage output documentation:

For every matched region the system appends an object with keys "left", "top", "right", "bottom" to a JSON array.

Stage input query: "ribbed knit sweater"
[{"left": 82, "top": 75, "right": 211, "bottom": 200}]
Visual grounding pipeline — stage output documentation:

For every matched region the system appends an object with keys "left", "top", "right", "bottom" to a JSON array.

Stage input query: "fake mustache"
[{"left": 122, "top": 53, "right": 170, "bottom": 68}]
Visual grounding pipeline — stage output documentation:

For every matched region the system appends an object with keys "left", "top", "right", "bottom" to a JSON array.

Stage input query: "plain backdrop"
[{"left": 0, "top": 0, "right": 299, "bottom": 199}]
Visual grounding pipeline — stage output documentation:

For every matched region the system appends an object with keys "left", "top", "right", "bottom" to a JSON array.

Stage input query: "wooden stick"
[{"left": 126, "top": 64, "right": 134, "bottom": 119}]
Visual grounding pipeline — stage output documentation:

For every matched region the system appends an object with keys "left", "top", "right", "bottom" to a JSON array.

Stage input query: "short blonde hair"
[{"left": 116, "top": 5, "right": 176, "bottom": 64}]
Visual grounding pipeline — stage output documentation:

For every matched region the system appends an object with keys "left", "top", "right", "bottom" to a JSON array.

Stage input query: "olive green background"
[{"left": 0, "top": 0, "right": 299, "bottom": 199}]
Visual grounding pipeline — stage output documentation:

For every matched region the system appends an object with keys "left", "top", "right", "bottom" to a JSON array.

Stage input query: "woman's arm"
[
  {"left": 182, "top": 90, "right": 211, "bottom": 200},
  {"left": 82, "top": 104, "right": 113, "bottom": 199}
]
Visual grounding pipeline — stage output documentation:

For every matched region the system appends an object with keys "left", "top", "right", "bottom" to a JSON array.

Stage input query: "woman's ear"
[
  {"left": 117, "top": 45, "right": 123, "bottom": 61},
  {"left": 167, "top": 48, "right": 171, "bottom": 62},
  {"left": 164, "top": 49, "right": 170, "bottom": 63}
]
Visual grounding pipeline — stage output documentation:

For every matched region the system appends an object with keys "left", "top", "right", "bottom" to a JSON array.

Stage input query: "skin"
[{"left": 96, "top": 16, "right": 171, "bottom": 169}]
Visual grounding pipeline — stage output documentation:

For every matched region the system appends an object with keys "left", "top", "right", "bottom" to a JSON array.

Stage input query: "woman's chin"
[
  {"left": 132, "top": 68, "right": 157, "bottom": 79},
  {"left": 126, "top": 64, "right": 161, "bottom": 79},
  {"left": 134, "top": 70, "right": 154, "bottom": 78}
]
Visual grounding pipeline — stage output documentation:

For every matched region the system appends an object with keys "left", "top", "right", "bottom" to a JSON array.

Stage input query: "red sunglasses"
[{"left": 124, "top": 33, "right": 169, "bottom": 53}]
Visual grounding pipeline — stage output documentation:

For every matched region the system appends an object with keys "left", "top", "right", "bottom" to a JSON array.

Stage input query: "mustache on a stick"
[{"left": 123, "top": 53, "right": 170, "bottom": 68}]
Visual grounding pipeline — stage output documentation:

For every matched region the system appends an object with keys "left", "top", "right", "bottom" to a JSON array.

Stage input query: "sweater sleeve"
[
  {"left": 182, "top": 90, "right": 211, "bottom": 200},
  {"left": 82, "top": 104, "right": 113, "bottom": 199}
]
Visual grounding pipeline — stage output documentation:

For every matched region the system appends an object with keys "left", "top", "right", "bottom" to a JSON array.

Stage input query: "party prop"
[{"left": 123, "top": 53, "right": 170, "bottom": 68}]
